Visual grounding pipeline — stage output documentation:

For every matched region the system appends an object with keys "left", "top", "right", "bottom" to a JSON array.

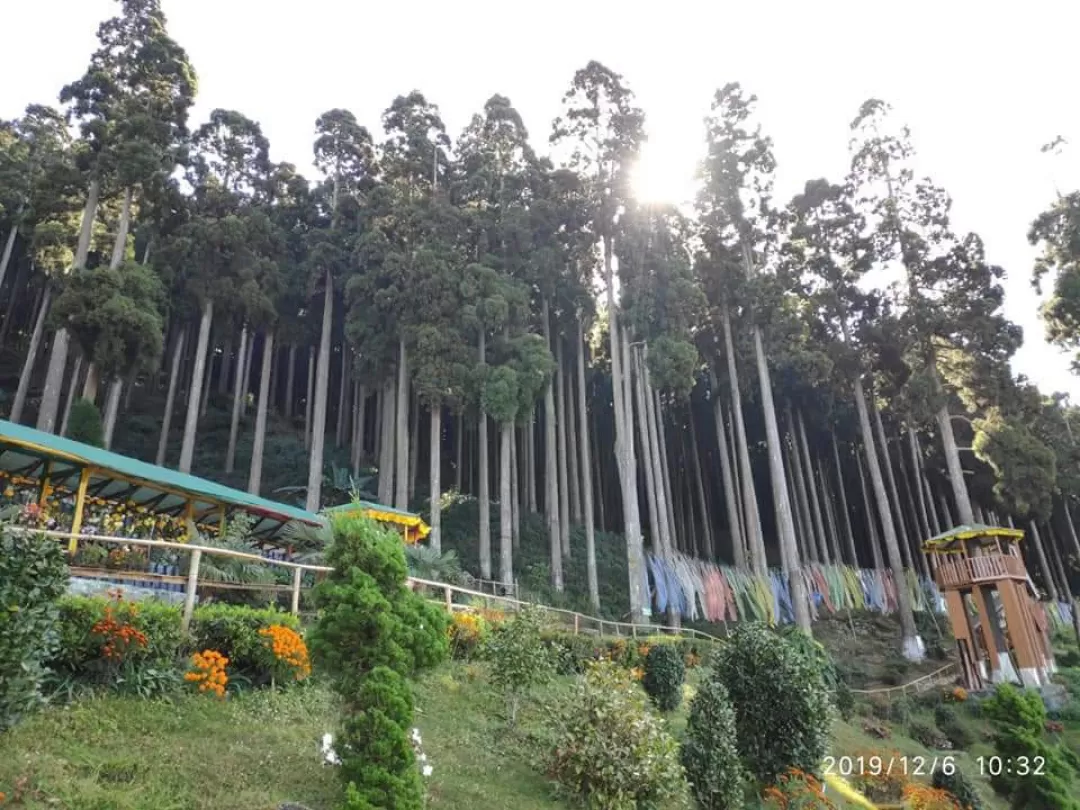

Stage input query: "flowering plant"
[
  {"left": 185, "top": 650, "right": 229, "bottom": 698},
  {"left": 946, "top": 686, "right": 968, "bottom": 703},
  {"left": 760, "top": 768, "right": 837, "bottom": 809},
  {"left": 91, "top": 594, "right": 148, "bottom": 663},
  {"left": 258, "top": 624, "right": 311, "bottom": 685}
]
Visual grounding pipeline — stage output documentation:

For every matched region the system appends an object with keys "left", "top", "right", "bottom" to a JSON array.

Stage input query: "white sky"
[{"left": 6, "top": 0, "right": 1080, "bottom": 399}]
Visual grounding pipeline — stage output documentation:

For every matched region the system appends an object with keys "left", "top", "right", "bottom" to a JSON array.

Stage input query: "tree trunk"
[
  {"left": 591, "top": 404, "right": 606, "bottom": 533},
  {"left": 478, "top": 329, "right": 492, "bottom": 580},
  {"left": 200, "top": 337, "right": 214, "bottom": 417},
  {"left": 566, "top": 347, "right": 582, "bottom": 525},
  {"left": 38, "top": 176, "right": 100, "bottom": 433},
  {"left": 226, "top": 325, "right": 249, "bottom": 474},
  {"left": 306, "top": 270, "right": 334, "bottom": 511},
  {"left": 633, "top": 349, "right": 662, "bottom": 556},
  {"left": 832, "top": 436, "right": 858, "bottom": 566},
  {"left": 933, "top": 372, "right": 975, "bottom": 525},
  {"left": 855, "top": 372, "right": 922, "bottom": 658},
  {"left": 285, "top": 344, "right": 296, "bottom": 418},
  {"left": 109, "top": 187, "right": 133, "bottom": 270},
  {"left": 59, "top": 354, "right": 84, "bottom": 437},
  {"left": 102, "top": 380, "right": 121, "bottom": 449},
  {"left": 511, "top": 425, "right": 521, "bottom": 552},
  {"left": 499, "top": 420, "right": 513, "bottom": 588},
  {"left": 248, "top": 331, "right": 274, "bottom": 495},
  {"left": 820, "top": 467, "right": 842, "bottom": 563},
  {"left": 455, "top": 411, "right": 463, "bottom": 492},
  {"left": 409, "top": 393, "right": 420, "bottom": 502},
  {"left": 336, "top": 347, "right": 349, "bottom": 448},
  {"left": 1063, "top": 500, "right": 1080, "bottom": 559},
  {"left": 797, "top": 411, "right": 831, "bottom": 563},
  {"left": 378, "top": 379, "right": 395, "bottom": 505},
  {"left": 1029, "top": 521, "right": 1059, "bottom": 601},
  {"left": 429, "top": 404, "right": 442, "bottom": 553},
  {"left": 82, "top": 363, "right": 101, "bottom": 404},
  {"left": 352, "top": 384, "right": 367, "bottom": 476},
  {"left": 179, "top": 300, "right": 214, "bottom": 474},
  {"left": 726, "top": 401, "right": 746, "bottom": 546},
  {"left": 786, "top": 408, "right": 816, "bottom": 563},
  {"left": 0, "top": 221, "right": 18, "bottom": 294},
  {"left": 649, "top": 369, "right": 677, "bottom": 554},
  {"left": 856, "top": 448, "right": 884, "bottom": 570},
  {"left": 394, "top": 338, "right": 409, "bottom": 511},
  {"left": 240, "top": 333, "right": 255, "bottom": 417},
  {"left": 576, "top": 320, "right": 600, "bottom": 611},
  {"left": 688, "top": 405, "right": 713, "bottom": 558},
  {"left": 11, "top": 285, "right": 52, "bottom": 424},
  {"left": 908, "top": 428, "right": 933, "bottom": 542},
  {"left": 873, "top": 401, "right": 913, "bottom": 570},
  {"left": 304, "top": 347, "right": 315, "bottom": 450},
  {"left": 156, "top": 326, "right": 186, "bottom": 466},
  {"left": 527, "top": 413, "right": 537, "bottom": 512},
  {"left": 722, "top": 305, "right": 766, "bottom": 574},
  {"left": 218, "top": 339, "right": 233, "bottom": 395},
  {"left": 710, "top": 371, "right": 745, "bottom": 568},
  {"left": 542, "top": 299, "right": 563, "bottom": 591},
  {"left": 555, "top": 339, "right": 571, "bottom": 557}
]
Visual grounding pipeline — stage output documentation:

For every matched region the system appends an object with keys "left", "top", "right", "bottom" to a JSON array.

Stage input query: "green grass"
[{"left": 5, "top": 661, "right": 1070, "bottom": 809}]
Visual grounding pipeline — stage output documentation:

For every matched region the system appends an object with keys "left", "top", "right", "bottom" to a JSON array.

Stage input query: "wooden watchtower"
[{"left": 924, "top": 525, "right": 1056, "bottom": 691}]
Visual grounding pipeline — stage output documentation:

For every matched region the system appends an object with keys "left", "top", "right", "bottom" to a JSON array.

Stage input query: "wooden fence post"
[
  {"left": 181, "top": 549, "right": 202, "bottom": 632},
  {"left": 291, "top": 568, "right": 302, "bottom": 615},
  {"left": 574, "top": 614, "right": 580, "bottom": 636},
  {"left": 444, "top": 585, "right": 452, "bottom": 611}
]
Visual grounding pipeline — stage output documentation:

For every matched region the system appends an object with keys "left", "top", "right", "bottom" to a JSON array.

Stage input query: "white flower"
[
  {"left": 422, "top": 764, "right": 433, "bottom": 778},
  {"left": 321, "top": 732, "right": 341, "bottom": 766},
  {"left": 418, "top": 753, "right": 428, "bottom": 762}
]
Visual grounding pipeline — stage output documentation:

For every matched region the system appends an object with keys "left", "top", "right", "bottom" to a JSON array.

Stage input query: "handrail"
[
  {"left": 849, "top": 663, "right": 959, "bottom": 696},
  {"left": 11, "top": 527, "right": 724, "bottom": 642}
]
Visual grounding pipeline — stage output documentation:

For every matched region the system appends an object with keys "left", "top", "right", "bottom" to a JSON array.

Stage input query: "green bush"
[
  {"left": 0, "top": 528, "right": 68, "bottom": 730},
  {"left": 68, "top": 398, "right": 105, "bottom": 447},
  {"left": 549, "top": 661, "right": 687, "bottom": 809},
  {"left": 540, "top": 631, "right": 599, "bottom": 675},
  {"left": 309, "top": 513, "right": 448, "bottom": 809},
  {"left": 486, "top": 605, "right": 554, "bottom": 725},
  {"left": 834, "top": 681, "right": 855, "bottom": 721},
  {"left": 682, "top": 673, "right": 744, "bottom": 810},
  {"left": 931, "top": 767, "right": 984, "bottom": 810},
  {"left": 933, "top": 703, "right": 974, "bottom": 749},
  {"left": 908, "top": 720, "right": 950, "bottom": 750},
  {"left": 983, "top": 683, "right": 1080, "bottom": 808},
  {"left": 642, "top": 643, "right": 685, "bottom": 712},
  {"left": 712, "top": 623, "right": 831, "bottom": 786},
  {"left": 188, "top": 602, "right": 299, "bottom": 685}
]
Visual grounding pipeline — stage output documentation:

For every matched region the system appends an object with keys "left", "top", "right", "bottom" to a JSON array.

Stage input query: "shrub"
[
  {"left": 548, "top": 661, "right": 686, "bottom": 809},
  {"left": 258, "top": 624, "right": 312, "bottom": 684},
  {"left": 933, "top": 704, "right": 973, "bottom": 749},
  {"left": 486, "top": 605, "right": 553, "bottom": 725},
  {"left": 184, "top": 649, "right": 229, "bottom": 698},
  {"left": 68, "top": 398, "right": 104, "bottom": 447},
  {"left": 682, "top": 674, "right": 744, "bottom": 810},
  {"left": 642, "top": 643, "right": 685, "bottom": 712},
  {"left": 834, "top": 681, "right": 855, "bottom": 721},
  {"left": 983, "top": 683, "right": 1080, "bottom": 808},
  {"left": 712, "top": 623, "right": 831, "bottom": 785},
  {"left": 309, "top": 513, "right": 447, "bottom": 810},
  {"left": 760, "top": 769, "right": 836, "bottom": 809},
  {"left": 448, "top": 611, "right": 490, "bottom": 659},
  {"left": 908, "top": 721, "right": 951, "bottom": 750},
  {"left": 0, "top": 528, "right": 68, "bottom": 730},
  {"left": 931, "top": 766, "right": 984, "bottom": 810},
  {"left": 190, "top": 603, "right": 301, "bottom": 686},
  {"left": 902, "top": 783, "right": 965, "bottom": 810}
]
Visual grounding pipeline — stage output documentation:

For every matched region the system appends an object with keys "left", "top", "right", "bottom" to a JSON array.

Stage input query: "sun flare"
[{"left": 630, "top": 144, "right": 696, "bottom": 206}]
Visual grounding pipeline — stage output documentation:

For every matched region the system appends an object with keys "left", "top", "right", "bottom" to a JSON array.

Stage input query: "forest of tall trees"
[{"left": 5, "top": 1, "right": 1080, "bottom": 659}]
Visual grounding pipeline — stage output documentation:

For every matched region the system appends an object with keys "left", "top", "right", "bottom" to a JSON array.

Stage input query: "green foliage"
[
  {"left": 188, "top": 602, "right": 300, "bottom": 685},
  {"left": 931, "top": 767, "right": 985, "bottom": 810},
  {"left": 486, "top": 605, "right": 553, "bottom": 724},
  {"left": 982, "top": 683, "right": 1080, "bottom": 808},
  {"left": 309, "top": 513, "right": 446, "bottom": 809},
  {"left": 339, "top": 667, "right": 423, "bottom": 810},
  {"left": 67, "top": 398, "right": 104, "bottom": 447},
  {"left": 933, "top": 703, "right": 974, "bottom": 749},
  {"left": 642, "top": 642, "right": 685, "bottom": 712},
  {"left": 972, "top": 408, "right": 1057, "bottom": 520},
  {"left": 548, "top": 661, "right": 686, "bottom": 810},
  {"left": 712, "top": 624, "right": 831, "bottom": 785},
  {"left": 0, "top": 528, "right": 68, "bottom": 730},
  {"left": 833, "top": 681, "right": 855, "bottom": 721},
  {"left": 682, "top": 674, "right": 745, "bottom": 810},
  {"left": 647, "top": 336, "right": 700, "bottom": 400}
]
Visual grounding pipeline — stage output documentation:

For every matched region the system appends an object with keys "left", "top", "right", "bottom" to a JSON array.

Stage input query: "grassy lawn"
[{"left": 0, "top": 661, "right": 1049, "bottom": 809}]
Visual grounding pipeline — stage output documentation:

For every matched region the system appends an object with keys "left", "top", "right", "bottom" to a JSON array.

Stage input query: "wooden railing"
[
  {"left": 935, "top": 554, "right": 1026, "bottom": 590},
  {"left": 11, "top": 527, "right": 722, "bottom": 643},
  {"left": 849, "top": 662, "right": 959, "bottom": 697}
]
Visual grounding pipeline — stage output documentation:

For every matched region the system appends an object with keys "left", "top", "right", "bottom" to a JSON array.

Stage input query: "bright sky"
[{"left": 7, "top": 0, "right": 1080, "bottom": 398}]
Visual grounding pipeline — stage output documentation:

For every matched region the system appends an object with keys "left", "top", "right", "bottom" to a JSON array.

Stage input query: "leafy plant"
[
  {"left": 0, "top": 527, "right": 68, "bottom": 730},
  {"left": 713, "top": 623, "right": 831, "bottom": 786},
  {"left": 642, "top": 642, "right": 685, "bottom": 712},
  {"left": 67, "top": 398, "right": 104, "bottom": 447},
  {"left": 982, "top": 683, "right": 1080, "bottom": 808},
  {"left": 309, "top": 513, "right": 447, "bottom": 809},
  {"left": 485, "top": 605, "right": 553, "bottom": 725},
  {"left": 548, "top": 661, "right": 687, "bottom": 810},
  {"left": 933, "top": 703, "right": 973, "bottom": 749},
  {"left": 682, "top": 673, "right": 744, "bottom": 810},
  {"left": 931, "top": 766, "right": 984, "bottom": 810}
]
